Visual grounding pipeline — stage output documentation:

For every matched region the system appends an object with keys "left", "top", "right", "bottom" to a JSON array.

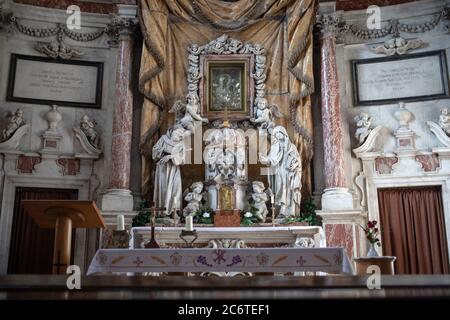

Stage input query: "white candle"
[
  {"left": 185, "top": 216, "right": 193, "bottom": 231},
  {"left": 117, "top": 215, "right": 125, "bottom": 231}
]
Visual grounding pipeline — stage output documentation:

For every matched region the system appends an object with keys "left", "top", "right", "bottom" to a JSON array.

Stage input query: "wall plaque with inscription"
[
  {"left": 7, "top": 54, "right": 103, "bottom": 108},
  {"left": 352, "top": 50, "right": 449, "bottom": 106}
]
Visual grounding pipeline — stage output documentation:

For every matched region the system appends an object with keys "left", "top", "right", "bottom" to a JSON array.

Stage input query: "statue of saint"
[
  {"left": 259, "top": 126, "right": 302, "bottom": 218},
  {"left": 152, "top": 126, "right": 187, "bottom": 217}
]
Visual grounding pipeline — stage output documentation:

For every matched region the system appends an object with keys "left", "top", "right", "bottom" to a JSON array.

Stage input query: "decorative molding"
[
  {"left": 354, "top": 172, "right": 366, "bottom": 208},
  {"left": 35, "top": 39, "right": 83, "bottom": 60},
  {"left": 316, "top": 13, "right": 348, "bottom": 40},
  {"left": 73, "top": 127, "right": 102, "bottom": 157},
  {"left": 428, "top": 120, "right": 450, "bottom": 147},
  {"left": 0, "top": 123, "right": 30, "bottom": 151},
  {"left": 369, "top": 37, "right": 428, "bottom": 56},
  {"left": 352, "top": 125, "right": 386, "bottom": 156},
  {"left": 17, "top": 155, "right": 41, "bottom": 174}
]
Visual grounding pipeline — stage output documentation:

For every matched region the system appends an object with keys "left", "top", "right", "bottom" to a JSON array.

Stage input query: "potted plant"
[{"left": 360, "top": 220, "right": 381, "bottom": 257}]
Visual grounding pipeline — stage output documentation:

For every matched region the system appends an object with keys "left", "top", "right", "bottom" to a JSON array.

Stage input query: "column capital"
[
  {"left": 106, "top": 5, "right": 139, "bottom": 46},
  {"left": 316, "top": 13, "right": 347, "bottom": 40}
]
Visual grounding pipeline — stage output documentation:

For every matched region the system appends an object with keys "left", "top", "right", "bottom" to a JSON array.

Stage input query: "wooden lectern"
[{"left": 22, "top": 200, "right": 105, "bottom": 274}]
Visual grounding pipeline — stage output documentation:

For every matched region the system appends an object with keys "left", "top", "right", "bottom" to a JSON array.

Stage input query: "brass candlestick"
[{"left": 179, "top": 229, "right": 198, "bottom": 248}]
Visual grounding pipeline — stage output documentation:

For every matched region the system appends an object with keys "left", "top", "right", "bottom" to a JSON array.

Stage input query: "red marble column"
[
  {"left": 319, "top": 16, "right": 347, "bottom": 190},
  {"left": 109, "top": 33, "right": 133, "bottom": 190}
]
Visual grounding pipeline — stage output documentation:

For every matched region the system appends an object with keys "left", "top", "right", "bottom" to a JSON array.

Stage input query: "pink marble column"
[
  {"left": 318, "top": 15, "right": 347, "bottom": 190},
  {"left": 109, "top": 34, "right": 133, "bottom": 190}
]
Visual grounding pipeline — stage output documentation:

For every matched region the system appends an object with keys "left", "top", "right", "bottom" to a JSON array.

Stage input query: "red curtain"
[
  {"left": 8, "top": 187, "right": 78, "bottom": 274},
  {"left": 378, "top": 186, "right": 449, "bottom": 274}
]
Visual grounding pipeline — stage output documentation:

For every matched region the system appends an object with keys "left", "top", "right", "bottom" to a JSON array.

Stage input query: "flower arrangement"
[
  {"left": 360, "top": 220, "right": 381, "bottom": 247},
  {"left": 194, "top": 205, "right": 214, "bottom": 224},
  {"left": 240, "top": 207, "right": 259, "bottom": 226}
]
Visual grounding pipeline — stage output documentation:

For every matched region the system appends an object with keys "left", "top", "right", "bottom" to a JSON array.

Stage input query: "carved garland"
[
  {"left": 3, "top": 13, "right": 135, "bottom": 46},
  {"left": 317, "top": 7, "right": 450, "bottom": 41}
]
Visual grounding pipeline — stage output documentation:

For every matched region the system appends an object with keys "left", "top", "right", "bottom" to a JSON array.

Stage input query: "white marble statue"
[
  {"left": 259, "top": 126, "right": 302, "bottom": 218},
  {"left": 80, "top": 115, "right": 100, "bottom": 149},
  {"left": 152, "top": 126, "right": 187, "bottom": 217},
  {"left": 251, "top": 181, "right": 269, "bottom": 222},
  {"left": 183, "top": 181, "right": 204, "bottom": 217},
  {"left": 250, "top": 97, "right": 282, "bottom": 130},
  {"left": 170, "top": 93, "right": 208, "bottom": 133},
  {"left": 2, "top": 109, "right": 25, "bottom": 142},
  {"left": 439, "top": 108, "right": 450, "bottom": 136},
  {"left": 354, "top": 112, "right": 372, "bottom": 145}
]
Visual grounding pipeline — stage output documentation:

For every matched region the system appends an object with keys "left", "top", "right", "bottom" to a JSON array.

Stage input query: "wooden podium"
[{"left": 22, "top": 200, "right": 105, "bottom": 274}]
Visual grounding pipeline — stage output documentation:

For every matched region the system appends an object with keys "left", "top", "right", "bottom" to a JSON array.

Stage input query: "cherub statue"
[
  {"left": 2, "top": 109, "right": 25, "bottom": 142},
  {"left": 251, "top": 181, "right": 269, "bottom": 223},
  {"left": 439, "top": 108, "right": 450, "bottom": 135},
  {"left": 182, "top": 182, "right": 204, "bottom": 217},
  {"left": 80, "top": 115, "right": 100, "bottom": 149},
  {"left": 169, "top": 93, "right": 208, "bottom": 133},
  {"left": 250, "top": 97, "right": 283, "bottom": 130},
  {"left": 354, "top": 112, "right": 372, "bottom": 145}
]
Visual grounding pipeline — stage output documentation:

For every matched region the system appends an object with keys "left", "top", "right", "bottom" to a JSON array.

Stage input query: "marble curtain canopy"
[{"left": 138, "top": 0, "right": 317, "bottom": 196}]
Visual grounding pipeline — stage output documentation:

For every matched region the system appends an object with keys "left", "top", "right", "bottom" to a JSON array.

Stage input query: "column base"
[
  {"left": 321, "top": 187, "right": 354, "bottom": 211},
  {"left": 100, "top": 189, "right": 134, "bottom": 212}
]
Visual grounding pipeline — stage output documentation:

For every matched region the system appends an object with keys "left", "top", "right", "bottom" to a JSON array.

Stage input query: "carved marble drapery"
[
  {"left": 138, "top": 0, "right": 317, "bottom": 196},
  {"left": 317, "top": 14, "right": 348, "bottom": 190}
]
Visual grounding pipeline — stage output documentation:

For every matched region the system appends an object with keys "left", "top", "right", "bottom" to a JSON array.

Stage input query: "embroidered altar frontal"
[{"left": 87, "top": 247, "right": 353, "bottom": 275}]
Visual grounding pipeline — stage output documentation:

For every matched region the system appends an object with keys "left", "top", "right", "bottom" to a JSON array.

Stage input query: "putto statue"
[
  {"left": 251, "top": 181, "right": 269, "bottom": 223},
  {"left": 152, "top": 126, "right": 187, "bottom": 218},
  {"left": 354, "top": 112, "right": 373, "bottom": 145},
  {"left": 439, "top": 108, "right": 450, "bottom": 136},
  {"left": 182, "top": 182, "right": 204, "bottom": 217},
  {"left": 170, "top": 92, "right": 208, "bottom": 133},
  {"left": 2, "top": 109, "right": 26, "bottom": 142},
  {"left": 80, "top": 115, "right": 100, "bottom": 149},
  {"left": 250, "top": 97, "right": 282, "bottom": 130},
  {"left": 259, "top": 126, "right": 302, "bottom": 218}
]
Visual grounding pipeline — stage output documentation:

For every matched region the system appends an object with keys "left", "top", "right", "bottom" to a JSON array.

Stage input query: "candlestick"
[
  {"left": 116, "top": 214, "right": 125, "bottom": 231},
  {"left": 185, "top": 216, "right": 193, "bottom": 231}
]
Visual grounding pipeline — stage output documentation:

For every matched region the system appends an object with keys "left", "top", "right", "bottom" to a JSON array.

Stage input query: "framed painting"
[{"left": 201, "top": 55, "right": 254, "bottom": 120}]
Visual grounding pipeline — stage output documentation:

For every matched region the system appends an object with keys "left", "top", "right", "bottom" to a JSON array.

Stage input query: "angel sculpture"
[
  {"left": 35, "top": 41, "right": 83, "bottom": 60},
  {"left": 371, "top": 37, "right": 426, "bottom": 56},
  {"left": 169, "top": 93, "right": 208, "bottom": 133},
  {"left": 80, "top": 115, "right": 100, "bottom": 149},
  {"left": 2, "top": 108, "right": 26, "bottom": 142},
  {"left": 250, "top": 181, "right": 269, "bottom": 223},
  {"left": 250, "top": 97, "right": 283, "bottom": 130},
  {"left": 354, "top": 112, "right": 373, "bottom": 145},
  {"left": 182, "top": 181, "right": 205, "bottom": 217},
  {"left": 439, "top": 108, "right": 450, "bottom": 136}
]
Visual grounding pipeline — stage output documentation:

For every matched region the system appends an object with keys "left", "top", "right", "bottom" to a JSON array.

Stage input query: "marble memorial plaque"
[
  {"left": 352, "top": 51, "right": 449, "bottom": 105},
  {"left": 7, "top": 54, "right": 103, "bottom": 108}
]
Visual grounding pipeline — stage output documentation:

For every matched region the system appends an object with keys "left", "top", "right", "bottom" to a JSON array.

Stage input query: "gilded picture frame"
[{"left": 200, "top": 54, "right": 254, "bottom": 120}]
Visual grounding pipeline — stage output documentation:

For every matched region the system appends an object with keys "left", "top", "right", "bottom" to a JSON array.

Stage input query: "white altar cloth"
[{"left": 87, "top": 247, "right": 353, "bottom": 275}]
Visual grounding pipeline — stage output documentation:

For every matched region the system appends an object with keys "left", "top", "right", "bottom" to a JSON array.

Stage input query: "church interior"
[{"left": 1, "top": 0, "right": 450, "bottom": 305}]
